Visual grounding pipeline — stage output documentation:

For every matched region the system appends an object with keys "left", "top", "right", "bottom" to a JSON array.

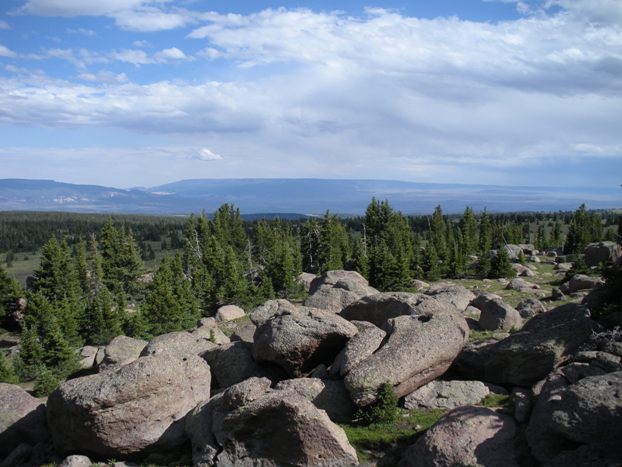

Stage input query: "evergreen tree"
[
  {"left": 100, "top": 219, "right": 144, "bottom": 295},
  {"left": 489, "top": 247, "right": 514, "bottom": 279},
  {"left": 0, "top": 263, "right": 22, "bottom": 329},
  {"left": 15, "top": 324, "right": 44, "bottom": 380},
  {"left": 33, "top": 236, "right": 77, "bottom": 303},
  {"left": 430, "top": 206, "right": 448, "bottom": 262},
  {"left": 460, "top": 207, "right": 478, "bottom": 255},
  {"left": 552, "top": 221, "right": 563, "bottom": 247},
  {"left": 74, "top": 239, "right": 90, "bottom": 294},
  {"left": 424, "top": 244, "right": 441, "bottom": 282},
  {"left": 301, "top": 219, "right": 322, "bottom": 273},
  {"left": 478, "top": 210, "right": 493, "bottom": 253},
  {"left": 0, "top": 351, "right": 19, "bottom": 384}
]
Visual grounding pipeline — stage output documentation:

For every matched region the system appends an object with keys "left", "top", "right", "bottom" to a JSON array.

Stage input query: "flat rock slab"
[{"left": 403, "top": 380, "right": 491, "bottom": 410}]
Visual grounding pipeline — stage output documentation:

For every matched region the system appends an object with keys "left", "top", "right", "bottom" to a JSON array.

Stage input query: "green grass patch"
[
  {"left": 468, "top": 329, "right": 496, "bottom": 342},
  {"left": 480, "top": 393, "right": 513, "bottom": 413},
  {"left": 340, "top": 408, "right": 445, "bottom": 463}
]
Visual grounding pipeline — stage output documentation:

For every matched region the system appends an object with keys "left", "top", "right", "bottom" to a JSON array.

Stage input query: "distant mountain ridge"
[{"left": 0, "top": 178, "right": 620, "bottom": 215}]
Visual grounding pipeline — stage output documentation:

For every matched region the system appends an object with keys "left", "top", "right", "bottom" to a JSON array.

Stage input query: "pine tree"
[
  {"left": 460, "top": 207, "right": 478, "bottom": 255},
  {"left": 424, "top": 244, "right": 441, "bottom": 282},
  {"left": 16, "top": 324, "right": 44, "bottom": 380},
  {"left": 100, "top": 219, "right": 144, "bottom": 295},
  {"left": 478, "top": 210, "right": 493, "bottom": 253},
  {"left": 431, "top": 206, "right": 448, "bottom": 262},
  {"left": 489, "top": 247, "right": 514, "bottom": 279},
  {"left": 0, "top": 263, "right": 22, "bottom": 329},
  {"left": 74, "top": 238, "right": 90, "bottom": 294},
  {"left": 0, "top": 351, "right": 19, "bottom": 384},
  {"left": 34, "top": 236, "right": 77, "bottom": 303}
]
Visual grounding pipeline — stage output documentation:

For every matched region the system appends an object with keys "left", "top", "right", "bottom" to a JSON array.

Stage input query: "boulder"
[
  {"left": 330, "top": 321, "right": 386, "bottom": 378},
  {"left": 516, "top": 297, "right": 546, "bottom": 318},
  {"left": 504, "top": 244, "right": 523, "bottom": 260},
  {"left": 425, "top": 283, "right": 476, "bottom": 312},
  {"left": 560, "top": 274, "right": 604, "bottom": 294},
  {"left": 551, "top": 287, "right": 566, "bottom": 301},
  {"left": 345, "top": 312, "right": 469, "bottom": 406},
  {"left": 584, "top": 241, "right": 622, "bottom": 267},
  {"left": 250, "top": 299, "right": 299, "bottom": 326},
  {"left": 296, "top": 272, "right": 317, "bottom": 292},
  {"left": 47, "top": 354, "right": 211, "bottom": 459},
  {"left": 253, "top": 307, "right": 358, "bottom": 377},
  {"left": 339, "top": 292, "right": 422, "bottom": 327},
  {"left": 186, "top": 378, "right": 358, "bottom": 467},
  {"left": 58, "top": 455, "right": 93, "bottom": 467},
  {"left": 403, "top": 380, "right": 491, "bottom": 410},
  {"left": 305, "top": 270, "right": 377, "bottom": 312},
  {"left": 229, "top": 323, "right": 256, "bottom": 343},
  {"left": 453, "top": 304, "right": 596, "bottom": 386},
  {"left": 102, "top": 335, "right": 147, "bottom": 367},
  {"left": 506, "top": 278, "right": 541, "bottom": 293},
  {"left": 527, "top": 369, "right": 622, "bottom": 464},
  {"left": 555, "top": 262, "right": 573, "bottom": 272},
  {"left": 215, "top": 305, "right": 246, "bottom": 322},
  {"left": 401, "top": 406, "right": 518, "bottom": 467},
  {"left": 0, "top": 383, "right": 48, "bottom": 457},
  {"left": 140, "top": 331, "right": 218, "bottom": 359},
  {"left": 202, "top": 341, "right": 269, "bottom": 389},
  {"left": 77, "top": 345, "right": 99, "bottom": 370},
  {"left": 471, "top": 293, "right": 522, "bottom": 331},
  {"left": 275, "top": 378, "right": 356, "bottom": 422},
  {"left": 411, "top": 279, "right": 430, "bottom": 291}
]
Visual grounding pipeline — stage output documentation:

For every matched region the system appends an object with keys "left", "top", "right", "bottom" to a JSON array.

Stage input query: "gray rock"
[
  {"left": 58, "top": 455, "right": 93, "bottom": 467},
  {"left": 401, "top": 406, "right": 518, "bottom": 467},
  {"left": 560, "top": 274, "right": 604, "bottom": 294},
  {"left": 250, "top": 299, "right": 299, "bottom": 326},
  {"left": 275, "top": 378, "right": 356, "bottom": 422},
  {"left": 426, "top": 283, "right": 476, "bottom": 312},
  {"left": 403, "top": 380, "right": 490, "bottom": 410},
  {"left": 186, "top": 378, "right": 359, "bottom": 467},
  {"left": 547, "top": 443, "right": 622, "bottom": 467},
  {"left": 296, "top": 272, "right": 317, "bottom": 292},
  {"left": 504, "top": 244, "right": 523, "bottom": 260},
  {"left": 516, "top": 297, "right": 546, "bottom": 318},
  {"left": 230, "top": 323, "right": 257, "bottom": 343},
  {"left": 253, "top": 307, "right": 358, "bottom": 377},
  {"left": 203, "top": 341, "right": 268, "bottom": 389},
  {"left": 453, "top": 304, "right": 596, "bottom": 386},
  {"left": 339, "top": 292, "right": 422, "bottom": 327},
  {"left": 305, "top": 270, "right": 377, "bottom": 312},
  {"left": 102, "top": 335, "right": 147, "bottom": 366},
  {"left": 411, "top": 279, "right": 430, "bottom": 291},
  {"left": 330, "top": 320, "right": 386, "bottom": 377},
  {"left": 345, "top": 312, "right": 469, "bottom": 406},
  {"left": 47, "top": 354, "right": 211, "bottom": 459},
  {"left": 555, "top": 262, "right": 573, "bottom": 272},
  {"left": 471, "top": 293, "right": 522, "bottom": 331},
  {"left": 215, "top": 304, "right": 245, "bottom": 322},
  {"left": 527, "top": 369, "right": 622, "bottom": 464},
  {"left": 506, "top": 277, "right": 541, "bottom": 294},
  {"left": 192, "top": 325, "right": 230, "bottom": 345},
  {"left": 584, "top": 241, "right": 622, "bottom": 267},
  {"left": 77, "top": 345, "right": 99, "bottom": 369},
  {"left": 551, "top": 287, "right": 566, "bottom": 301},
  {"left": 512, "top": 387, "right": 532, "bottom": 423},
  {"left": 140, "top": 331, "right": 217, "bottom": 359},
  {"left": 0, "top": 383, "right": 48, "bottom": 457}
]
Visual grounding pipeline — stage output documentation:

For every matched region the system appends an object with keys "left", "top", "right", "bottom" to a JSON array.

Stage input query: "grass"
[{"left": 340, "top": 408, "right": 446, "bottom": 463}]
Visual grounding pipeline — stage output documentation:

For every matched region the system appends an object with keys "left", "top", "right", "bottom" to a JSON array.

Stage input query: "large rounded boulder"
[
  {"left": 186, "top": 377, "right": 358, "bottom": 466},
  {"left": 345, "top": 311, "right": 469, "bottom": 406},
  {"left": 401, "top": 406, "right": 518, "bottom": 467},
  {"left": 252, "top": 307, "right": 358, "bottom": 377},
  {"left": 304, "top": 270, "right": 377, "bottom": 312},
  {"left": 47, "top": 354, "right": 211, "bottom": 460},
  {"left": 0, "top": 383, "right": 48, "bottom": 457}
]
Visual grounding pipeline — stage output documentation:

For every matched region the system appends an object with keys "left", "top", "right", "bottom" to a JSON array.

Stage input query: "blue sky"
[{"left": 0, "top": 0, "right": 621, "bottom": 189}]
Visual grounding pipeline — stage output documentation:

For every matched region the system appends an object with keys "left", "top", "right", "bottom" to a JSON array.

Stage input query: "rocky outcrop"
[
  {"left": 252, "top": 307, "right": 358, "bottom": 377},
  {"left": 584, "top": 241, "right": 622, "bottom": 267},
  {"left": 186, "top": 377, "right": 358, "bottom": 466},
  {"left": 339, "top": 292, "right": 422, "bottom": 327},
  {"left": 230, "top": 323, "right": 256, "bottom": 343},
  {"left": 296, "top": 272, "right": 317, "bottom": 292},
  {"left": 202, "top": 341, "right": 270, "bottom": 389},
  {"left": 275, "top": 378, "right": 356, "bottom": 422},
  {"left": 0, "top": 383, "right": 48, "bottom": 457},
  {"left": 140, "top": 331, "right": 217, "bottom": 359},
  {"left": 471, "top": 294, "right": 522, "bottom": 331},
  {"left": 77, "top": 345, "right": 99, "bottom": 369},
  {"left": 403, "top": 380, "right": 491, "bottom": 410},
  {"left": 101, "top": 335, "right": 147, "bottom": 367},
  {"left": 516, "top": 297, "right": 545, "bottom": 318},
  {"left": 426, "top": 283, "right": 476, "bottom": 312},
  {"left": 560, "top": 274, "right": 604, "bottom": 294},
  {"left": 250, "top": 299, "right": 299, "bottom": 326},
  {"left": 304, "top": 270, "right": 377, "bottom": 312},
  {"left": 453, "top": 304, "right": 596, "bottom": 385},
  {"left": 58, "top": 455, "right": 92, "bottom": 467},
  {"left": 527, "top": 364, "right": 622, "bottom": 464},
  {"left": 401, "top": 406, "right": 518, "bottom": 467},
  {"left": 330, "top": 321, "right": 386, "bottom": 378},
  {"left": 47, "top": 354, "right": 211, "bottom": 460},
  {"left": 345, "top": 312, "right": 469, "bottom": 406},
  {"left": 215, "top": 305, "right": 245, "bottom": 322}
]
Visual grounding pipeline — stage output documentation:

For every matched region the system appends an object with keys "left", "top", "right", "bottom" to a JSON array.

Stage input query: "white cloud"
[
  {"left": 194, "top": 148, "right": 223, "bottom": 161},
  {"left": 132, "top": 40, "right": 151, "bottom": 48},
  {"left": 154, "top": 47, "right": 189, "bottom": 61},
  {"left": 0, "top": 20, "right": 10, "bottom": 29},
  {"left": 20, "top": 0, "right": 195, "bottom": 32},
  {"left": 78, "top": 71, "right": 128, "bottom": 84},
  {"left": 0, "top": 44, "right": 16, "bottom": 57}
]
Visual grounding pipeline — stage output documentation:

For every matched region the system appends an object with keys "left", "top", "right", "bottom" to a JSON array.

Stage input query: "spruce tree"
[
  {"left": 0, "top": 263, "right": 22, "bottom": 329},
  {"left": 424, "top": 244, "right": 441, "bottom": 282},
  {"left": 460, "top": 207, "right": 478, "bottom": 255},
  {"left": 489, "top": 247, "right": 514, "bottom": 279},
  {"left": 0, "top": 351, "right": 19, "bottom": 384}
]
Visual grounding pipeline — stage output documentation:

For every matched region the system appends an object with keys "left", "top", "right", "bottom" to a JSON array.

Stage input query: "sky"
[{"left": 0, "top": 0, "right": 621, "bottom": 189}]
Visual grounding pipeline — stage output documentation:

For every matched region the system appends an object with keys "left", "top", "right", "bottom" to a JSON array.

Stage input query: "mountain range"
[{"left": 0, "top": 178, "right": 620, "bottom": 215}]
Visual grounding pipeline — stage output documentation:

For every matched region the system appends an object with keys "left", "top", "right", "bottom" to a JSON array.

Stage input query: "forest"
[{"left": 0, "top": 200, "right": 620, "bottom": 395}]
